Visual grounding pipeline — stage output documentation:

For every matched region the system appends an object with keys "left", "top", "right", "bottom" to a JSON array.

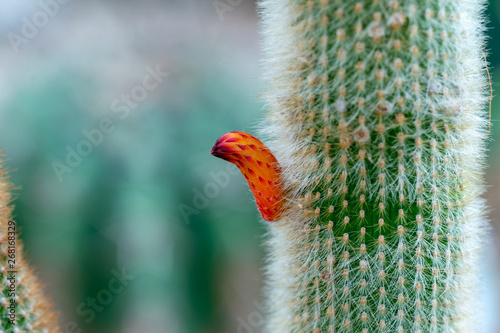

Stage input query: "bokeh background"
[{"left": 0, "top": 0, "right": 499, "bottom": 332}]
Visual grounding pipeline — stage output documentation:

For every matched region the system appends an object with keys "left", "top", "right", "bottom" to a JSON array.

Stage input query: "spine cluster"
[
  {"left": 0, "top": 157, "right": 60, "bottom": 332},
  {"left": 259, "top": 0, "right": 488, "bottom": 332}
]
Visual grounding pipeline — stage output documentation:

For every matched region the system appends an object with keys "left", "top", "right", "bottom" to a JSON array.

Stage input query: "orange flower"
[{"left": 211, "top": 131, "right": 283, "bottom": 222}]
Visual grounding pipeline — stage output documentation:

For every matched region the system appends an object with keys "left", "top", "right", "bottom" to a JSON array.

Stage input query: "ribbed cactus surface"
[
  {"left": 259, "top": 0, "right": 488, "bottom": 332},
  {"left": 0, "top": 158, "right": 60, "bottom": 332}
]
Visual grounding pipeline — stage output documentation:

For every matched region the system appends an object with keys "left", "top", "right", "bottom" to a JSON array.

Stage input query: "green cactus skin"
[
  {"left": 259, "top": 0, "right": 488, "bottom": 332},
  {"left": 0, "top": 159, "right": 60, "bottom": 332}
]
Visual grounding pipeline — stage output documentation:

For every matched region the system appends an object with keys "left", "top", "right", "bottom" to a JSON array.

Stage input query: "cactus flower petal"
[{"left": 210, "top": 131, "right": 283, "bottom": 222}]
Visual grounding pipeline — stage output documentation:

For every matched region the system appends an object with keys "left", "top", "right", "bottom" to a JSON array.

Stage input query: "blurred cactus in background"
[
  {"left": 256, "top": 0, "right": 489, "bottom": 331},
  {"left": 0, "top": 159, "right": 60, "bottom": 332},
  {"left": 0, "top": 2, "right": 265, "bottom": 331}
]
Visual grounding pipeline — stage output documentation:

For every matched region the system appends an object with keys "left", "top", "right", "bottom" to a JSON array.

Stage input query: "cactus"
[
  {"left": 0, "top": 157, "right": 60, "bottom": 332},
  {"left": 213, "top": 0, "right": 489, "bottom": 331}
]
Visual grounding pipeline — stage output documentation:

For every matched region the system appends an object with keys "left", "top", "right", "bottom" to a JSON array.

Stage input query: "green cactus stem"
[{"left": 258, "top": 0, "right": 489, "bottom": 331}]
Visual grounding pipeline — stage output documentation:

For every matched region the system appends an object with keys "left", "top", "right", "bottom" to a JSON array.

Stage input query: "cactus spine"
[
  {"left": 0, "top": 158, "right": 60, "bottom": 332},
  {"left": 259, "top": 0, "right": 488, "bottom": 332}
]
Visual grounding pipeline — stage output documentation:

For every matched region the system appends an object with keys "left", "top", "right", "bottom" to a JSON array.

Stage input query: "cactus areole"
[{"left": 212, "top": 0, "right": 489, "bottom": 331}]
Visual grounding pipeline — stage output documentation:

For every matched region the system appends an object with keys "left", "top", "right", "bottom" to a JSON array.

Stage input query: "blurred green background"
[{"left": 0, "top": 0, "right": 499, "bottom": 332}]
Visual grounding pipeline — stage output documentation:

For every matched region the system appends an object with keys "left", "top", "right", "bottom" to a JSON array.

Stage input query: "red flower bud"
[{"left": 211, "top": 131, "right": 283, "bottom": 222}]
